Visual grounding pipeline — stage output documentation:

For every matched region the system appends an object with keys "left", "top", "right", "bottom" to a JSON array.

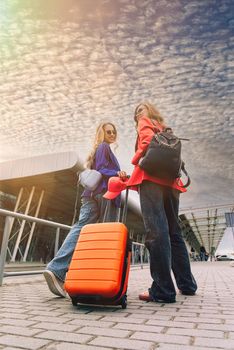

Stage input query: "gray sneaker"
[{"left": 43, "top": 270, "right": 66, "bottom": 298}]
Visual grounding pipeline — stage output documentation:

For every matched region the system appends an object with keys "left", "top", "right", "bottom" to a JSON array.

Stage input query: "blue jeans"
[
  {"left": 46, "top": 194, "right": 117, "bottom": 282},
  {"left": 139, "top": 181, "right": 197, "bottom": 301},
  {"left": 200, "top": 252, "right": 206, "bottom": 261}
]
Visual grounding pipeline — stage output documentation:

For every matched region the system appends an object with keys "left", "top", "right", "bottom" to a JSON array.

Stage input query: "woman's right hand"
[{"left": 117, "top": 170, "right": 127, "bottom": 179}]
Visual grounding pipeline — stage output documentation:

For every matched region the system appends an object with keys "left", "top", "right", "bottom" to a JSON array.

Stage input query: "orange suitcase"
[{"left": 64, "top": 191, "right": 131, "bottom": 308}]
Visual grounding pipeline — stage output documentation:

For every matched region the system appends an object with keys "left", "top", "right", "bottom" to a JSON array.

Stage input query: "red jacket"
[{"left": 127, "top": 115, "right": 187, "bottom": 193}]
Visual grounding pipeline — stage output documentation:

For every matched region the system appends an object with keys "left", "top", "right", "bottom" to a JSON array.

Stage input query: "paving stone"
[
  {"left": 158, "top": 345, "right": 220, "bottom": 350},
  {"left": 197, "top": 323, "right": 234, "bottom": 332},
  {"left": 68, "top": 319, "right": 116, "bottom": 328},
  {"left": 88, "top": 311, "right": 128, "bottom": 317},
  {"left": 220, "top": 314, "right": 234, "bottom": 320},
  {"left": 130, "top": 331, "right": 191, "bottom": 345},
  {"left": 35, "top": 330, "right": 92, "bottom": 344},
  {"left": 79, "top": 308, "right": 120, "bottom": 316},
  {"left": 113, "top": 322, "right": 164, "bottom": 333},
  {"left": 0, "top": 326, "right": 41, "bottom": 337},
  {"left": 118, "top": 308, "right": 155, "bottom": 315},
  {"left": 0, "top": 303, "right": 25, "bottom": 308},
  {"left": 100, "top": 316, "right": 146, "bottom": 324},
  {"left": 226, "top": 319, "right": 234, "bottom": 325},
  {"left": 26, "top": 310, "right": 64, "bottom": 317},
  {"left": 166, "top": 327, "right": 224, "bottom": 338},
  {"left": 194, "top": 337, "right": 234, "bottom": 349},
  {"left": 78, "top": 326, "right": 131, "bottom": 338},
  {"left": 146, "top": 319, "right": 195, "bottom": 329},
  {"left": 0, "top": 308, "right": 27, "bottom": 315},
  {"left": 153, "top": 310, "right": 198, "bottom": 317},
  {"left": 31, "top": 322, "right": 79, "bottom": 332},
  {"left": 173, "top": 316, "right": 223, "bottom": 324},
  {"left": 129, "top": 313, "right": 173, "bottom": 320},
  {"left": 60, "top": 311, "right": 103, "bottom": 319},
  {"left": 45, "top": 344, "right": 111, "bottom": 350},
  {"left": 0, "top": 319, "right": 37, "bottom": 327},
  {"left": 0, "top": 313, "right": 30, "bottom": 320},
  {"left": 0, "top": 335, "right": 50, "bottom": 349},
  {"left": 1, "top": 347, "right": 30, "bottom": 350},
  {"left": 89, "top": 336, "right": 154, "bottom": 350},
  {"left": 27, "top": 315, "right": 72, "bottom": 324}
]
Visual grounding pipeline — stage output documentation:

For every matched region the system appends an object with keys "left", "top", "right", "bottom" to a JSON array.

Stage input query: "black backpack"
[{"left": 138, "top": 127, "right": 190, "bottom": 188}]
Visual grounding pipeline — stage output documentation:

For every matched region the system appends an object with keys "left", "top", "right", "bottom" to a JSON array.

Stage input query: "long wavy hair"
[
  {"left": 85, "top": 122, "right": 117, "bottom": 168},
  {"left": 134, "top": 101, "right": 165, "bottom": 126}
]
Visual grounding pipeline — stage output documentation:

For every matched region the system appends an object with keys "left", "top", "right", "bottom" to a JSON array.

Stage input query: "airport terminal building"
[{"left": 0, "top": 152, "right": 232, "bottom": 267}]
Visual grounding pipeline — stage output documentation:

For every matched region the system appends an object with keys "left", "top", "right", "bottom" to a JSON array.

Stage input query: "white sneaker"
[{"left": 43, "top": 270, "right": 66, "bottom": 298}]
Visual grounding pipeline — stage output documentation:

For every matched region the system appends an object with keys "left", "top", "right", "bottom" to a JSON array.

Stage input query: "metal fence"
[{"left": 0, "top": 208, "right": 147, "bottom": 286}]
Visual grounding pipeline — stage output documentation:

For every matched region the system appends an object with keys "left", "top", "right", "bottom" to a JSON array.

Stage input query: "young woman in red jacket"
[{"left": 128, "top": 102, "right": 197, "bottom": 303}]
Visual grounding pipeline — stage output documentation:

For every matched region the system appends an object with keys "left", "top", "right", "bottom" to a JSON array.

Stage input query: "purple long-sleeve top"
[{"left": 82, "top": 142, "right": 121, "bottom": 205}]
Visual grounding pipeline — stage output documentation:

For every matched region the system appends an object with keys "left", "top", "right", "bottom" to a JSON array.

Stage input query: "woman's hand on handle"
[{"left": 117, "top": 171, "right": 127, "bottom": 179}]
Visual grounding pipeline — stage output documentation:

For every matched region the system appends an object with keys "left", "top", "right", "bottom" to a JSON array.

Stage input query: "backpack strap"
[{"left": 179, "top": 162, "right": 191, "bottom": 188}]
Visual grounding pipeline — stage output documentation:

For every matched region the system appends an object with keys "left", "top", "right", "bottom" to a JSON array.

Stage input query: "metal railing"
[{"left": 0, "top": 208, "right": 146, "bottom": 286}]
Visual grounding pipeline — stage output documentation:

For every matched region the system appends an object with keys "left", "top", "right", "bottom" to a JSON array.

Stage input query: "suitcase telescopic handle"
[
  {"left": 103, "top": 200, "right": 110, "bottom": 223},
  {"left": 103, "top": 187, "right": 129, "bottom": 224},
  {"left": 121, "top": 175, "right": 130, "bottom": 224},
  {"left": 121, "top": 187, "right": 129, "bottom": 224}
]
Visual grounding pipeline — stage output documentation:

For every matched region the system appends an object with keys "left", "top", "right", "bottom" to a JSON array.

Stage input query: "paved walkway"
[{"left": 0, "top": 262, "right": 234, "bottom": 350}]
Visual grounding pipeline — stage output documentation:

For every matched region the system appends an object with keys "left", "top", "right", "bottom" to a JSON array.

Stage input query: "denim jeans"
[
  {"left": 139, "top": 181, "right": 197, "bottom": 301},
  {"left": 46, "top": 193, "right": 117, "bottom": 282},
  {"left": 200, "top": 252, "right": 206, "bottom": 261}
]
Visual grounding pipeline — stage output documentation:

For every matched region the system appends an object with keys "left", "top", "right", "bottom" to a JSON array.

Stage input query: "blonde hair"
[
  {"left": 134, "top": 101, "right": 165, "bottom": 126},
  {"left": 85, "top": 122, "right": 117, "bottom": 168}
]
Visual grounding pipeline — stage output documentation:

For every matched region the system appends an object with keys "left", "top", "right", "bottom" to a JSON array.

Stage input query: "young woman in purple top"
[{"left": 44, "top": 122, "right": 127, "bottom": 297}]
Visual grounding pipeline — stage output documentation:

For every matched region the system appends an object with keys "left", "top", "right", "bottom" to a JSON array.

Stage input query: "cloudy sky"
[{"left": 0, "top": 0, "right": 233, "bottom": 209}]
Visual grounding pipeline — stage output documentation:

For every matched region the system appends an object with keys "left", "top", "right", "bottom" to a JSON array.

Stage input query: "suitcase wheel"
[
  {"left": 71, "top": 297, "right": 78, "bottom": 306},
  {"left": 120, "top": 295, "right": 127, "bottom": 309}
]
